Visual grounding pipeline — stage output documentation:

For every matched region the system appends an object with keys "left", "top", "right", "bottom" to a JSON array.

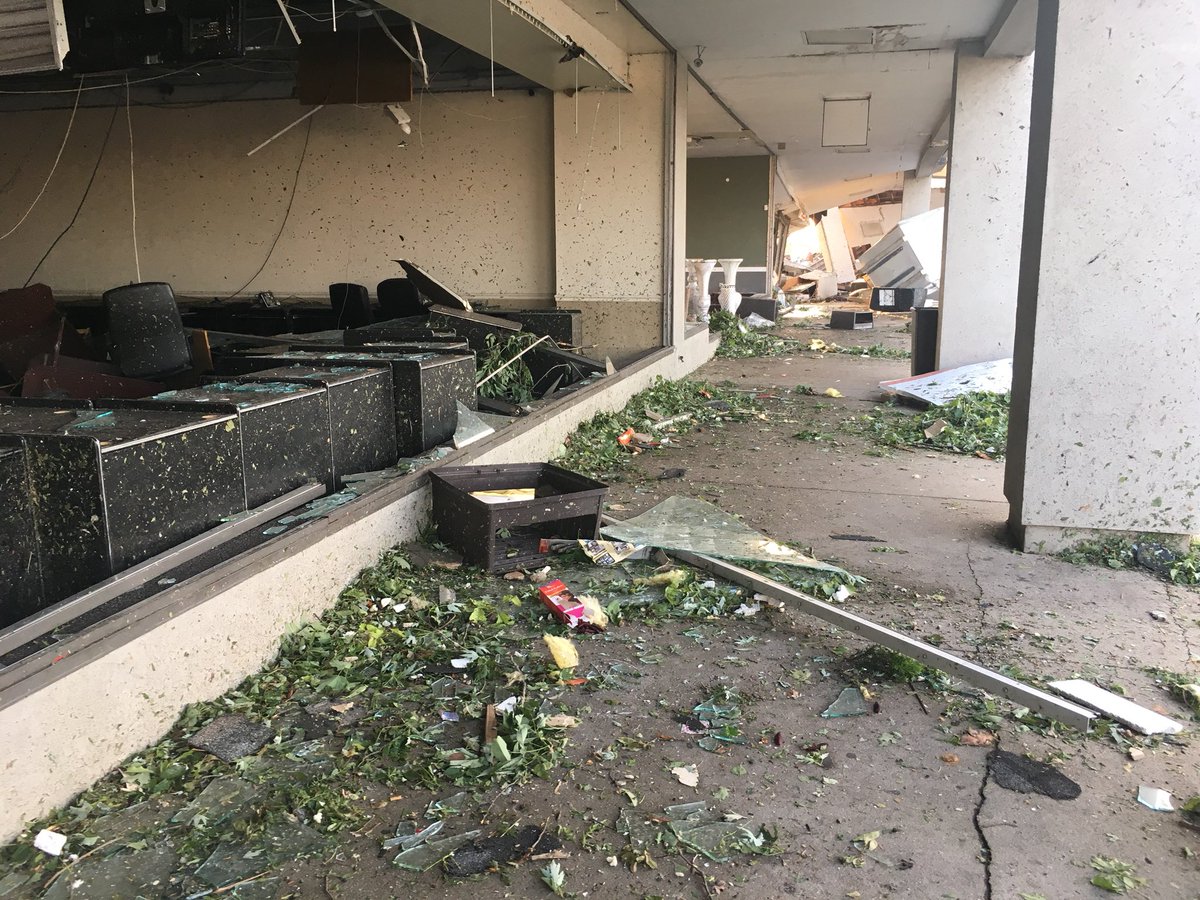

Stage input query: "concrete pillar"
[
  {"left": 553, "top": 52, "right": 671, "bottom": 365},
  {"left": 667, "top": 52, "right": 688, "bottom": 348},
  {"left": 936, "top": 46, "right": 1033, "bottom": 371},
  {"left": 1006, "top": 0, "right": 1200, "bottom": 552},
  {"left": 900, "top": 172, "right": 932, "bottom": 219},
  {"left": 817, "top": 206, "right": 856, "bottom": 284}
]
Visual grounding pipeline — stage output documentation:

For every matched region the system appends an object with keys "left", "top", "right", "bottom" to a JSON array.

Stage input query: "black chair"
[
  {"left": 376, "top": 278, "right": 427, "bottom": 319},
  {"left": 329, "top": 283, "right": 372, "bottom": 328},
  {"left": 103, "top": 282, "right": 192, "bottom": 379}
]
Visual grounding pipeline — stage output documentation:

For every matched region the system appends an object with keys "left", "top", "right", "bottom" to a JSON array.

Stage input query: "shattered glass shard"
[
  {"left": 194, "top": 822, "right": 324, "bottom": 888},
  {"left": 169, "top": 776, "right": 262, "bottom": 828},
  {"left": 820, "top": 687, "right": 870, "bottom": 718},
  {"left": 42, "top": 845, "right": 178, "bottom": 900},
  {"left": 392, "top": 830, "right": 482, "bottom": 872}
]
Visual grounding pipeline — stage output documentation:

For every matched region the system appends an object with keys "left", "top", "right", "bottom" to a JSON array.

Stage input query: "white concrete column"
[
  {"left": 1006, "top": 0, "right": 1200, "bottom": 552},
  {"left": 553, "top": 52, "right": 671, "bottom": 365},
  {"left": 817, "top": 206, "right": 856, "bottom": 284},
  {"left": 936, "top": 46, "right": 1033, "bottom": 371},
  {"left": 667, "top": 52, "right": 689, "bottom": 348},
  {"left": 900, "top": 172, "right": 932, "bottom": 219}
]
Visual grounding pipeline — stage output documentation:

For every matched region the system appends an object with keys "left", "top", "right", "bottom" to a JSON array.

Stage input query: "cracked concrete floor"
[{"left": 291, "top": 309, "right": 1197, "bottom": 900}]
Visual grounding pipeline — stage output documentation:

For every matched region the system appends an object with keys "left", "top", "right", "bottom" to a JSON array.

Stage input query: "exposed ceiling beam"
[
  {"left": 916, "top": 107, "right": 950, "bottom": 177},
  {"left": 984, "top": 0, "right": 1037, "bottom": 58}
]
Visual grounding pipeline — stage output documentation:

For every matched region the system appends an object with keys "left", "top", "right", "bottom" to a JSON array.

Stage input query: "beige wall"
[
  {"left": 553, "top": 52, "right": 671, "bottom": 364},
  {"left": 0, "top": 91, "right": 555, "bottom": 303}
]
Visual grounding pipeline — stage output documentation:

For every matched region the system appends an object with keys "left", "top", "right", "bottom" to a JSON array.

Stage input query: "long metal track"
[
  {"left": 0, "top": 482, "right": 326, "bottom": 661},
  {"left": 670, "top": 549, "right": 1096, "bottom": 732}
]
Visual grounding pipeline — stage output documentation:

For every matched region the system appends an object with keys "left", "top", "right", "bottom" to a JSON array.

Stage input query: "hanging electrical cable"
[
  {"left": 0, "top": 78, "right": 84, "bottom": 242},
  {"left": 24, "top": 104, "right": 120, "bottom": 287},
  {"left": 125, "top": 75, "right": 141, "bottom": 283}
]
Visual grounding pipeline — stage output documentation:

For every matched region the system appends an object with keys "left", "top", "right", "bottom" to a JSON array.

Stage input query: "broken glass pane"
[
  {"left": 602, "top": 496, "right": 847, "bottom": 574},
  {"left": 391, "top": 830, "right": 481, "bottom": 871},
  {"left": 41, "top": 845, "right": 178, "bottom": 900},
  {"left": 194, "top": 821, "right": 324, "bottom": 888},
  {"left": 169, "top": 777, "right": 262, "bottom": 828}
]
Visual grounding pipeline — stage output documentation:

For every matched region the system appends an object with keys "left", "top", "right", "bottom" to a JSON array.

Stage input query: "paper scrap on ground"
[
  {"left": 1049, "top": 679, "right": 1183, "bottom": 735},
  {"left": 33, "top": 829, "right": 66, "bottom": 856},
  {"left": 603, "top": 495, "right": 847, "bottom": 575},
  {"left": 672, "top": 764, "right": 700, "bottom": 787},
  {"left": 578, "top": 538, "right": 648, "bottom": 565},
  {"left": 879, "top": 357, "right": 1012, "bottom": 406}
]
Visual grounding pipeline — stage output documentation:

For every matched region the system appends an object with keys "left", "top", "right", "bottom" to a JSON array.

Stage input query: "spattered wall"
[
  {"left": 0, "top": 91, "right": 555, "bottom": 303},
  {"left": 554, "top": 52, "right": 671, "bottom": 364}
]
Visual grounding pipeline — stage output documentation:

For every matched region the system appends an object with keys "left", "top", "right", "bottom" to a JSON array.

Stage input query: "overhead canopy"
[
  {"left": 379, "top": 0, "right": 632, "bottom": 91},
  {"left": 623, "top": 0, "right": 1034, "bottom": 213}
]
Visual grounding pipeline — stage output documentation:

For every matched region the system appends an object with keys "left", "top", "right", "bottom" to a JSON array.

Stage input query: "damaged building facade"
[{"left": 0, "top": 0, "right": 1197, "bottom": 852}]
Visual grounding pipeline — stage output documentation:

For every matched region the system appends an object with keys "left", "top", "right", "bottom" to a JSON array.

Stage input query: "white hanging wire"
[
  {"left": 331, "top": 0, "right": 336, "bottom": 31},
  {"left": 573, "top": 95, "right": 603, "bottom": 213},
  {"left": 125, "top": 75, "right": 141, "bottom": 283},
  {"left": 275, "top": 0, "right": 301, "bottom": 44},
  {"left": 410, "top": 21, "right": 429, "bottom": 86},
  {"left": 489, "top": 0, "right": 495, "bottom": 97},
  {"left": 0, "top": 77, "right": 84, "bottom": 241},
  {"left": 373, "top": 9, "right": 426, "bottom": 82}
]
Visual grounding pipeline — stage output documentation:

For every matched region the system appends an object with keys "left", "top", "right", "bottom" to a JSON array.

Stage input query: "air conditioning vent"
[{"left": 0, "top": 0, "right": 68, "bottom": 76}]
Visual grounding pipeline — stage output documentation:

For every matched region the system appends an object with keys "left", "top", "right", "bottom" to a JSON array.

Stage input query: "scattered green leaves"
[
  {"left": 1060, "top": 537, "right": 1200, "bottom": 587},
  {"left": 857, "top": 391, "right": 1010, "bottom": 459},
  {"left": 848, "top": 647, "right": 931, "bottom": 683},
  {"left": 1089, "top": 855, "right": 1147, "bottom": 894},
  {"left": 709, "top": 310, "right": 804, "bottom": 358},
  {"left": 558, "top": 376, "right": 757, "bottom": 479},
  {"left": 540, "top": 859, "right": 567, "bottom": 896},
  {"left": 478, "top": 332, "right": 543, "bottom": 404}
]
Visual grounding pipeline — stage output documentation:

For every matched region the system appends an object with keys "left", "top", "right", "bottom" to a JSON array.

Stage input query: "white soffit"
[
  {"left": 625, "top": 0, "right": 1006, "bottom": 212},
  {"left": 0, "top": 0, "right": 68, "bottom": 76},
  {"left": 380, "top": 0, "right": 631, "bottom": 91}
]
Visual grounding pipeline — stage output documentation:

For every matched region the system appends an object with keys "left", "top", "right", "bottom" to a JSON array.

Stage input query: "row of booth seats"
[{"left": 0, "top": 341, "right": 478, "bottom": 630}]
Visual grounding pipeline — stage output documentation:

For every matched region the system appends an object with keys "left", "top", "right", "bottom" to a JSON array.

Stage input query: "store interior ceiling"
[{"left": 0, "top": 0, "right": 536, "bottom": 113}]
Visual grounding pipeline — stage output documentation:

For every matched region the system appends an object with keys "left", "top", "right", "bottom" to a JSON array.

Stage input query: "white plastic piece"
[
  {"left": 387, "top": 103, "right": 412, "bottom": 135},
  {"left": 1136, "top": 785, "right": 1174, "bottom": 811},
  {"left": 1049, "top": 679, "right": 1184, "bottom": 735}
]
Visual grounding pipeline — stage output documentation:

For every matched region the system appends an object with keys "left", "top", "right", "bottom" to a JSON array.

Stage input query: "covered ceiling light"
[{"left": 387, "top": 103, "right": 412, "bottom": 134}]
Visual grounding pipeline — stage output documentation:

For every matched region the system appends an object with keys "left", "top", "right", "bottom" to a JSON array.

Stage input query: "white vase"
[
  {"left": 718, "top": 257, "right": 743, "bottom": 316},
  {"left": 686, "top": 258, "right": 716, "bottom": 322}
]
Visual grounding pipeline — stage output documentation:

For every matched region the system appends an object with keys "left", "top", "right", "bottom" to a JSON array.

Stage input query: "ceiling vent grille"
[{"left": 0, "top": 0, "right": 68, "bottom": 76}]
